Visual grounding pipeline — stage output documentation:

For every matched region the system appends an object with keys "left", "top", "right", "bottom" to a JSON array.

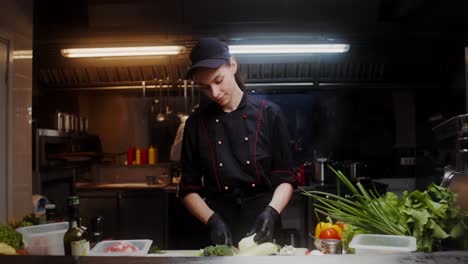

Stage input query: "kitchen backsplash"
[{"left": 90, "top": 164, "right": 171, "bottom": 184}]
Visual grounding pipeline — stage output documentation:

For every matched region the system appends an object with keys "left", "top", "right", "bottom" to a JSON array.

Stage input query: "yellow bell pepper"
[
  {"left": 314, "top": 217, "right": 343, "bottom": 238},
  {"left": 0, "top": 242, "right": 17, "bottom": 255}
]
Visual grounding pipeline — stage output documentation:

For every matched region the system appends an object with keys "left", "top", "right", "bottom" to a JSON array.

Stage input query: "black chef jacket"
[
  {"left": 179, "top": 92, "right": 298, "bottom": 199},
  {"left": 178, "top": 93, "right": 298, "bottom": 244}
]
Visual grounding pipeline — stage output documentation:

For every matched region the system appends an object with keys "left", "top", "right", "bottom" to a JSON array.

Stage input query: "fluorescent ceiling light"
[
  {"left": 61, "top": 46, "right": 185, "bottom": 58},
  {"left": 229, "top": 44, "right": 350, "bottom": 54},
  {"left": 13, "top": 50, "right": 33, "bottom": 60}
]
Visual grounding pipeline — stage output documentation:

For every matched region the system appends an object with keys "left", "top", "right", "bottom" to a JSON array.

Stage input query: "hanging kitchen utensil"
[
  {"left": 174, "top": 80, "right": 179, "bottom": 117},
  {"left": 156, "top": 79, "right": 166, "bottom": 122},
  {"left": 178, "top": 80, "right": 188, "bottom": 123},
  {"left": 183, "top": 79, "right": 188, "bottom": 115},
  {"left": 190, "top": 80, "right": 195, "bottom": 112},
  {"left": 151, "top": 79, "right": 158, "bottom": 120},
  {"left": 176, "top": 79, "right": 183, "bottom": 118},
  {"left": 165, "top": 78, "right": 172, "bottom": 117},
  {"left": 196, "top": 81, "right": 200, "bottom": 108}
]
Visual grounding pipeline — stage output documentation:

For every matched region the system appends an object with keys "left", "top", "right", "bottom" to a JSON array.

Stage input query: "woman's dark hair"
[
  {"left": 235, "top": 70, "right": 245, "bottom": 90},
  {"left": 225, "top": 60, "right": 245, "bottom": 90}
]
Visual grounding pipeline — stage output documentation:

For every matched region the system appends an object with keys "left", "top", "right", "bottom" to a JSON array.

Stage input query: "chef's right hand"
[{"left": 207, "top": 213, "right": 232, "bottom": 245}]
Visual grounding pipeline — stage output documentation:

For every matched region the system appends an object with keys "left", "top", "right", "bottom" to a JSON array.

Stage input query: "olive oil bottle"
[{"left": 63, "top": 196, "right": 90, "bottom": 256}]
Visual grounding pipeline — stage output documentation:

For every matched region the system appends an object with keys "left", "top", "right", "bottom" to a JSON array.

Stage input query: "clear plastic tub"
[
  {"left": 16, "top": 222, "right": 69, "bottom": 255},
  {"left": 349, "top": 234, "right": 417, "bottom": 254},
  {"left": 89, "top": 240, "right": 152, "bottom": 256}
]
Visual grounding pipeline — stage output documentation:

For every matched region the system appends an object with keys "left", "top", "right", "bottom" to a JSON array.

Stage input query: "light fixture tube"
[
  {"left": 229, "top": 44, "right": 350, "bottom": 54},
  {"left": 61, "top": 46, "right": 185, "bottom": 58},
  {"left": 13, "top": 50, "right": 33, "bottom": 60}
]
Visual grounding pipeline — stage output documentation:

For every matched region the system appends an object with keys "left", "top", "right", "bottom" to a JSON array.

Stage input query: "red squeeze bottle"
[
  {"left": 141, "top": 148, "right": 148, "bottom": 165},
  {"left": 127, "top": 147, "right": 135, "bottom": 166},
  {"left": 299, "top": 164, "right": 305, "bottom": 186}
]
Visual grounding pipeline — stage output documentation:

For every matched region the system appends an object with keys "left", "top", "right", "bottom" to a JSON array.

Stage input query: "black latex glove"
[
  {"left": 207, "top": 213, "right": 233, "bottom": 245},
  {"left": 247, "top": 206, "right": 280, "bottom": 243}
]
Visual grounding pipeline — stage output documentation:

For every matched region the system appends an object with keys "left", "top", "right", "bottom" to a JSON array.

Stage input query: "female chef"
[{"left": 178, "top": 38, "right": 298, "bottom": 246}]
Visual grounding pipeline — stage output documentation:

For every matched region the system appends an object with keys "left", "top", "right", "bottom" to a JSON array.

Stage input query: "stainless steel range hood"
[{"left": 38, "top": 57, "right": 388, "bottom": 91}]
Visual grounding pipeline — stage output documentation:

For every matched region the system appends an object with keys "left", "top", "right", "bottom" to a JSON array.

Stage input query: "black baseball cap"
[{"left": 186, "top": 38, "right": 231, "bottom": 78}]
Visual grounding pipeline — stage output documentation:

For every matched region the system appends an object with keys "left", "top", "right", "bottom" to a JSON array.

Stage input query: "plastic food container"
[
  {"left": 349, "top": 234, "right": 417, "bottom": 254},
  {"left": 16, "top": 222, "right": 69, "bottom": 255},
  {"left": 89, "top": 240, "right": 152, "bottom": 256}
]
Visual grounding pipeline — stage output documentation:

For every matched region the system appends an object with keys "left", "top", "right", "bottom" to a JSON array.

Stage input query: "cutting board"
[
  {"left": 147, "top": 248, "right": 309, "bottom": 257},
  {"left": 147, "top": 250, "right": 201, "bottom": 257}
]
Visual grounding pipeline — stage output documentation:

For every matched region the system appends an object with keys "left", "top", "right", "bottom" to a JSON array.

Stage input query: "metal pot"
[
  {"left": 79, "top": 117, "right": 88, "bottom": 134},
  {"left": 313, "top": 158, "right": 329, "bottom": 185},
  {"left": 64, "top": 113, "right": 71, "bottom": 134},
  {"left": 56, "top": 111, "right": 64, "bottom": 134},
  {"left": 343, "top": 161, "right": 367, "bottom": 181}
]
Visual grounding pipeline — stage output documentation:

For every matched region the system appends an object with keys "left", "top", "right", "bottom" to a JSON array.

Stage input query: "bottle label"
[{"left": 71, "top": 239, "right": 90, "bottom": 256}]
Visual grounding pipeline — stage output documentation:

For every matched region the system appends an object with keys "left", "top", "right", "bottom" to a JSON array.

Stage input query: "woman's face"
[{"left": 192, "top": 58, "right": 239, "bottom": 109}]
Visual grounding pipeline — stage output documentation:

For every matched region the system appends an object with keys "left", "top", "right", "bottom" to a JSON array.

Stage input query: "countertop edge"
[
  {"left": 1, "top": 251, "right": 467, "bottom": 264},
  {"left": 76, "top": 182, "right": 178, "bottom": 192}
]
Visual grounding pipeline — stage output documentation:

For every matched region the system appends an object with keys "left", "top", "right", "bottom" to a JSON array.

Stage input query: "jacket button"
[
  {"left": 218, "top": 140, "right": 222, "bottom": 145},
  {"left": 244, "top": 137, "right": 249, "bottom": 141},
  {"left": 224, "top": 186, "right": 229, "bottom": 190},
  {"left": 242, "top": 114, "right": 247, "bottom": 119},
  {"left": 246, "top": 160, "right": 250, "bottom": 165},
  {"left": 251, "top": 183, "right": 256, "bottom": 187},
  {"left": 219, "top": 162, "right": 223, "bottom": 167},
  {"left": 216, "top": 119, "right": 220, "bottom": 123}
]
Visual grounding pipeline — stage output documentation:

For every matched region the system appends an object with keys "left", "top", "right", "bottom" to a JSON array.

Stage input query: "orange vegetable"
[
  {"left": 335, "top": 221, "right": 348, "bottom": 232},
  {"left": 16, "top": 249, "right": 27, "bottom": 255}
]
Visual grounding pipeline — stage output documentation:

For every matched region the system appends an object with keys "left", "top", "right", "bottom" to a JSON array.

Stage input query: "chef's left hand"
[{"left": 247, "top": 206, "right": 279, "bottom": 243}]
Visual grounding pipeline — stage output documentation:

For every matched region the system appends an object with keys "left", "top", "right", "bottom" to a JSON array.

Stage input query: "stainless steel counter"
[
  {"left": 76, "top": 182, "right": 179, "bottom": 192},
  {"left": 1, "top": 251, "right": 467, "bottom": 264},
  {"left": 76, "top": 182, "right": 168, "bottom": 190}
]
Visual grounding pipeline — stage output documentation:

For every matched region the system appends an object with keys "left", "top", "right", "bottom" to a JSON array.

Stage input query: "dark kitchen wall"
[
  {"left": 250, "top": 88, "right": 403, "bottom": 179},
  {"left": 32, "top": 0, "right": 468, "bottom": 181},
  {"left": 413, "top": 47, "right": 466, "bottom": 189}
]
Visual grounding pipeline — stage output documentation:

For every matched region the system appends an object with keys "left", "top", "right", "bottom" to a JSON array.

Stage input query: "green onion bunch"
[{"left": 302, "top": 166, "right": 467, "bottom": 252}]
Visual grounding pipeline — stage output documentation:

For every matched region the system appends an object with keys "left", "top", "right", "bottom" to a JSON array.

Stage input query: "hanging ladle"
[
  {"left": 176, "top": 80, "right": 189, "bottom": 122},
  {"left": 156, "top": 79, "right": 166, "bottom": 122},
  {"left": 183, "top": 80, "right": 188, "bottom": 115},
  {"left": 175, "top": 79, "right": 183, "bottom": 118},
  {"left": 165, "top": 77, "right": 172, "bottom": 117},
  {"left": 190, "top": 80, "right": 196, "bottom": 113}
]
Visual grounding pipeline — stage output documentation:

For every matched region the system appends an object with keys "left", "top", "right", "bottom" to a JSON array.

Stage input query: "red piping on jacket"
[
  {"left": 254, "top": 100, "right": 265, "bottom": 184},
  {"left": 199, "top": 113, "right": 222, "bottom": 192},
  {"left": 178, "top": 173, "right": 203, "bottom": 191},
  {"left": 271, "top": 170, "right": 301, "bottom": 183}
]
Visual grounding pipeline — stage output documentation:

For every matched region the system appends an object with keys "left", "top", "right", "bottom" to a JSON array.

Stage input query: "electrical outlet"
[{"left": 400, "top": 157, "right": 416, "bottom": 166}]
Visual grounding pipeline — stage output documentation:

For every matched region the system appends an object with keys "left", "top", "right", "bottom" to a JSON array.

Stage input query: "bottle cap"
[
  {"left": 92, "top": 216, "right": 104, "bottom": 232},
  {"left": 92, "top": 216, "right": 104, "bottom": 224},
  {"left": 67, "top": 196, "right": 80, "bottom": 206}
]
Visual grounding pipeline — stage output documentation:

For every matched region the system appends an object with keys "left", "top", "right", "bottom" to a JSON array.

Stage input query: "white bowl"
[{"left": 89, "top": 240, "right": 153, "bottom": 256}]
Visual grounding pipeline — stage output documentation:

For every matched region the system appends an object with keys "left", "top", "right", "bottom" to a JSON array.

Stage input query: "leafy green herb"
[
  {"left": 148, "top": 245, "right": 164, "bottom": 254},
  {"left": 202, "top": 245, "right": 234, "bottom": 256},
  {"left": 8, "top": 214, "right": 39, "bottom": 229},
  {"left": 19, "top": 221, "right": 34, "bottom": 228},
  {"left": 21, "top": 214, "right": 40, "bottom": 226},
  {"left": 0, "top": 224, "right": 23, "bottom": 250},
  {"left": 341, "top": 225, "right": 366, "bottom": 253},
  {"left": 302, "top": 166, "right": 468, "bottom": 252}
]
